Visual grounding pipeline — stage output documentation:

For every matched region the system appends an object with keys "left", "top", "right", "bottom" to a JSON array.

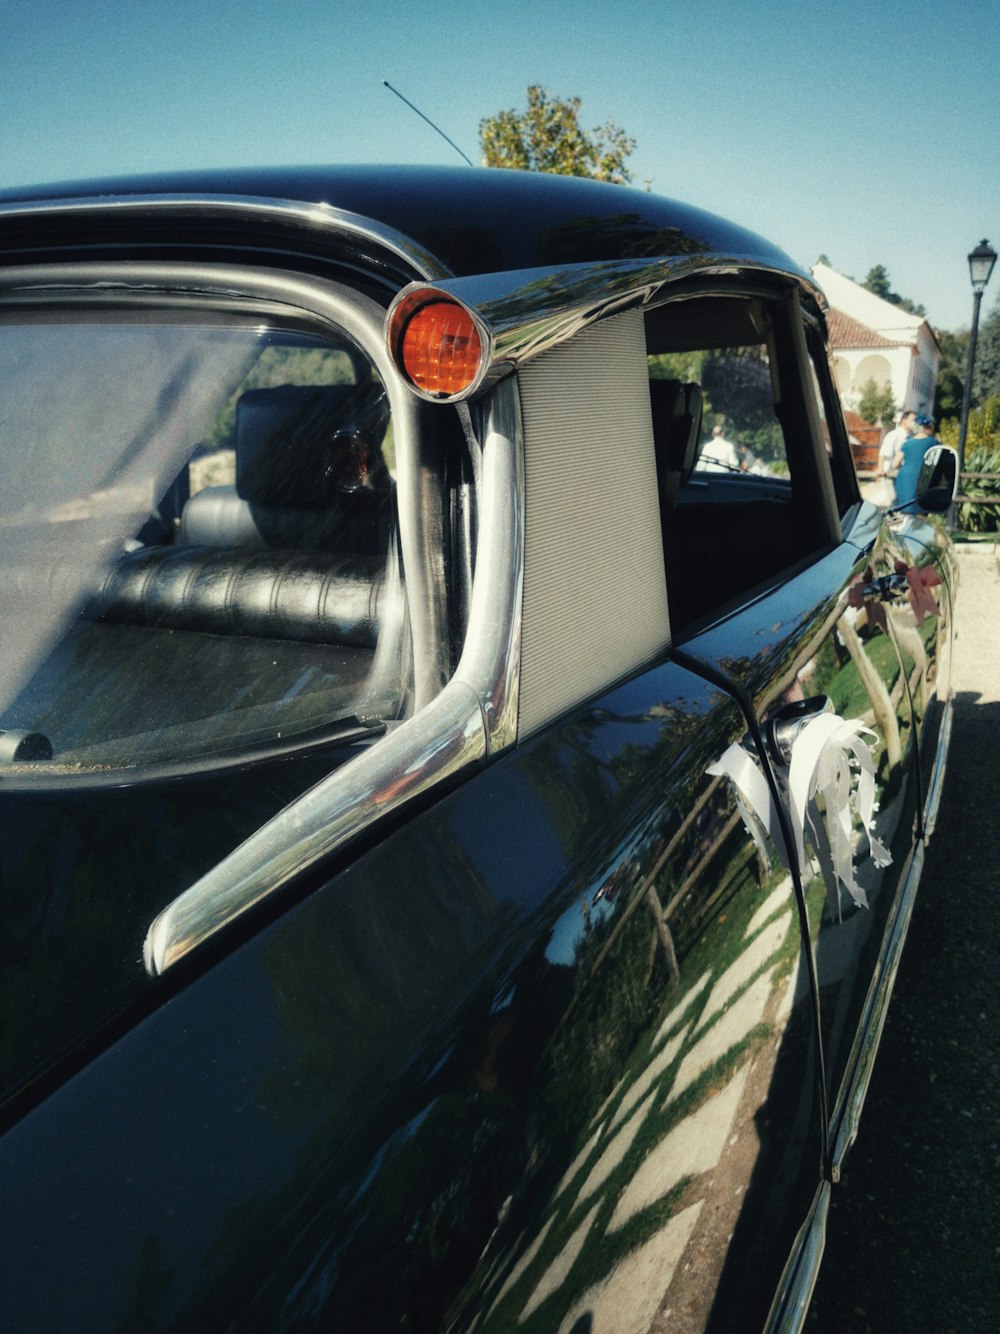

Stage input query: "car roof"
[{"left": 0, "top": 164, "right": 807, "bottom": 283}]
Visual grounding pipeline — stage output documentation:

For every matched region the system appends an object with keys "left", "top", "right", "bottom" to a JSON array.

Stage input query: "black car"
[{"left": 0, "top": 166, "right": 958, "bottom": 1332}]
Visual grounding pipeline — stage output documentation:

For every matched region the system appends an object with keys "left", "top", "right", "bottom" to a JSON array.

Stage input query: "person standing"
[
  {"left": 699, "top": 424, "right": 740, "bottom": 472},
  {"left": 876, "top": 410, "right": 916, "bottom": 481},
  {"left": 892, "top": 414, "right": 938, "bottom": 512}
]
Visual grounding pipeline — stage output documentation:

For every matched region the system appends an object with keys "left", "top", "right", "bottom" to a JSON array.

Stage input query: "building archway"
[
  {"left": 852, "top": 354, "right": 892, "bottom": 392},
  {"left": 832, "top": 356, "right": 850, "bottom": 395}
]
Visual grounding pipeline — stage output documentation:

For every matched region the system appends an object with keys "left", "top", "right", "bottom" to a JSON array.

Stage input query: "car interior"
[
  {"left": 645, "top": 293, "right": 826, "bottom": 632},
  {"left": 0, "top": 325, "right": 416, "bottom": 775}
]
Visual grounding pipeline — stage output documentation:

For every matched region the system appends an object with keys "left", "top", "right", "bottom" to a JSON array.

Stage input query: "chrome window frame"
[
  {"left": 0, "top": 194, "right": 451, "bottom": 285},
  {"left": 144, "top": 373, "right": 523, "bottom": 975},
  {"left": 0, "top": 260, "right": 524, "bottom": 974},
  {"left": 386, "top": 254, "right": 826, "bottom": 403}
]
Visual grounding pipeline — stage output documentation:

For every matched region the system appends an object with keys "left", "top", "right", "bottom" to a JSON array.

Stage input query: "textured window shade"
[{"left": 516, "top": 311, "right": 670, "bottom": 738}]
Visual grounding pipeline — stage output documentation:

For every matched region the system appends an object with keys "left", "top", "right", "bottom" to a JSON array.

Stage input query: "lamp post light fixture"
[{"left": 954, "top": 239, "right": 998, "bottom": 527}]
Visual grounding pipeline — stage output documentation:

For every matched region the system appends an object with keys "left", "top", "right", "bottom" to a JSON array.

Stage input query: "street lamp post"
[{"left": 953, "top": 239, "right": 997, "bottom": 528}]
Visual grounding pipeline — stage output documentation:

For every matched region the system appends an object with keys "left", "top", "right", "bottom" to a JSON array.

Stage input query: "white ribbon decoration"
[
  {"left": 708, "top": 740, "right": 784, "bottom": 871},
  {"left": 708, "top": 713, "right": 892, "bottom": 918}
]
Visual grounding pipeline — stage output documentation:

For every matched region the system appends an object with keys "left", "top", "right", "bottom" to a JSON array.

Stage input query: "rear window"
[{"left": 0, "top": 309, "right": 408, "bottom": 778}]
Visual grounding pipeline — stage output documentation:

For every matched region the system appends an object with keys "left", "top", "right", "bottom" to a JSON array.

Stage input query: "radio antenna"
[{"left": 382, "top": 80, "right": 475, "bottom": 168}]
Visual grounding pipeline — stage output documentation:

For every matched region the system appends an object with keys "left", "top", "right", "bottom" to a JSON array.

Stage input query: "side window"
[
  {"left": 804, "top": 327, "right": 861, "bottom": 518},
  {"left": 0, "top": 311, "right": 415, "bottom": 778},
  {"left": 645, "top": 295, "right": 822, "bottom": 634},
  {"left": 690, "top": 345, "right": 789, "bottom": 480}
]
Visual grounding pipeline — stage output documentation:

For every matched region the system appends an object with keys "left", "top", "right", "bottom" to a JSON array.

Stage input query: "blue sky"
[{"left": 2, "top": 0, "right": 997, "bottom": 332}]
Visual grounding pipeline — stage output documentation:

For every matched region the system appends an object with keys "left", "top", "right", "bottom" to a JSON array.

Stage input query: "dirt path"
[{"left": 808, "top": 543, "right": 1000, "bottom": 1332}]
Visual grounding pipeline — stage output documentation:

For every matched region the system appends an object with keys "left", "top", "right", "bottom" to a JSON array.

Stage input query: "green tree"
[
  {"left": 858, "top": 377, "right": 897, "bottom": 429},
  {"left": 973, "top": 301, "right": 1000, "bottom": 403},
  {"left": 862, "top": 264, "right": 926, "bottom": 316},
  {"left": 939, "top": 396, "right": 1000, "bottom": 533},
  {"left": 863, "top": 264, "right": 893, "bottom": 301},
  {"left": 479, "top": 86, "right": 636, "bottom": 185},
  {"left": 934, "top": 325, "right": 969, "bottom": 421}
]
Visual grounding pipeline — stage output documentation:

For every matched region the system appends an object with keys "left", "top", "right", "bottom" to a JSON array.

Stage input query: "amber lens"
[{"left": 400, "top": 301, "right": 483, "bottom": 396}]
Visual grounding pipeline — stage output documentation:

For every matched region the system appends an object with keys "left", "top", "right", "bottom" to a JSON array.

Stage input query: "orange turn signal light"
[{"left": 398, "top": 299, "right": 484, "bottom": 398}]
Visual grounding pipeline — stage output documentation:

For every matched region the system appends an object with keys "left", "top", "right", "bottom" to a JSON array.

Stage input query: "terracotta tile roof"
[{"left": 827, "top": 308, "right": 899, "bottom": 349}]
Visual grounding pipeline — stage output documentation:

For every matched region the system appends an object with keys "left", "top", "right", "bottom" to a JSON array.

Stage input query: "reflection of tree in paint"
[{"left": 171, "top": 678, "right": 791, "bottom": 1332}]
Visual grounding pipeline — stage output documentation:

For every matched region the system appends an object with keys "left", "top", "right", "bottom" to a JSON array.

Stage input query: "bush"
[
  {"left": 940, "top": 397, "right": 1000, "bottom": 532},
  {"left": 858, "top": 377, "right": 896, "bottom": 429},
  {"left": 960, "top": 444, "right": 1000, "bottom": 532}
]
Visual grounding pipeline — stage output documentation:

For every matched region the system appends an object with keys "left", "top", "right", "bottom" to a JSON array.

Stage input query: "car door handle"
[
  {"left": 764, "top": 694, "right": 834, "bottom": 766},
  {"left": 856, "top": 572, "right": 909, "bottom": 603}
]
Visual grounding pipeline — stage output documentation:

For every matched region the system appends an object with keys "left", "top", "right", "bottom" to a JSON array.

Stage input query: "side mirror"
[{"left": 915, "top": 444, "right": 958, "bottom": 513}]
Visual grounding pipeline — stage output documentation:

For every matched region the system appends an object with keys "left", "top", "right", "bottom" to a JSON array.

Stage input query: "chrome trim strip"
[
  {"left": 387, "top": 253, "right": 826, "bottom": 399},
  {"left": 143, "top": 684, "right": 487, "bottom": 975},
  {"left": 923, "top": 694, "right": 953, "bottom": 842},
  {"left": 764, "top": 1182, "right": 831, "bottom": 1334},
  {"left": 144, "top": 380, "right": 525, "bottom": 973},
  {"left": 393, "top": 386, "right": 452, "bottom": 711},
  {"left": 0, "top": 194, "right": 450, "bottom": 282},
  {"left": 829, "top": 840, "right": 925, "bottom": 1179},
  {"left": 452, "top": 381, "right": 524, "bottom": 752}
]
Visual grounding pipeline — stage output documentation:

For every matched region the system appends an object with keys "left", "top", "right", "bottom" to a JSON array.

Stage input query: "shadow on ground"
[{"left": 808, "top": 689, "right": 1000, "bottom": 1333}]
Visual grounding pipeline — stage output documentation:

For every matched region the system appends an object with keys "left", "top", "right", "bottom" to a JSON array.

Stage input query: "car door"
[
  {"left": 656, "top": 286, "right": 926, "bottom": 1190},
  {"left": 0, "top": 653, "right": 824, "bottom": 1334},
  {"left": 855, "top": 505, "right": 956, "bottom": 840}
]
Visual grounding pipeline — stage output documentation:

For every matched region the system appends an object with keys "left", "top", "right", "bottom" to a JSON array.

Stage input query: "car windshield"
[{"left": 0, "top": 309, "right": 408, "bottom": 779}]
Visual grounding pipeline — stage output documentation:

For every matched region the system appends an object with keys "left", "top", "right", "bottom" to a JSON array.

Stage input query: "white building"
[{"left": 812, "top": 262, "right": 940, "bottom": 417}]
